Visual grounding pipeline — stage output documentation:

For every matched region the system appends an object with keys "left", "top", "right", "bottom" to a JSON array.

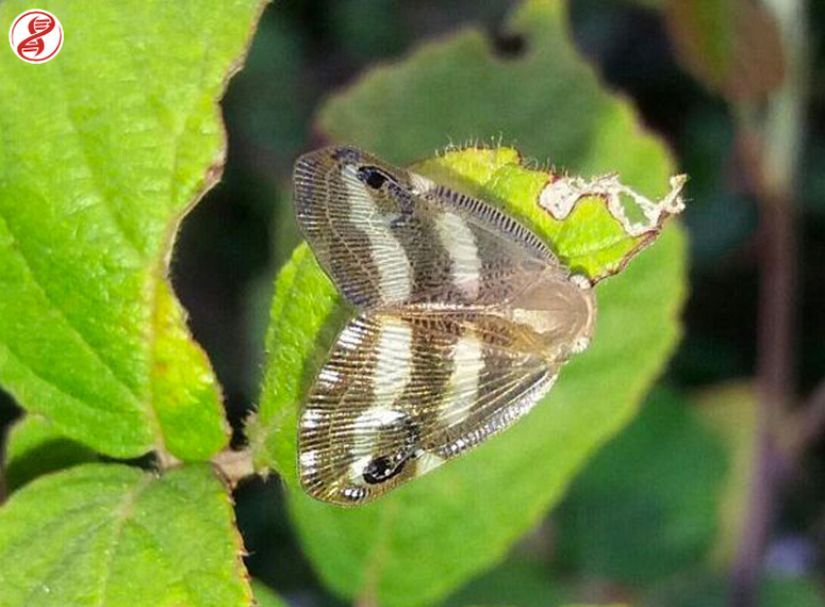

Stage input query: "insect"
[{"left": 294, "top": 145, "right": 596, "bottom": 505}]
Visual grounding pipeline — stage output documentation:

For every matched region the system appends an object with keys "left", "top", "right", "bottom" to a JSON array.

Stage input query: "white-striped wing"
[
  {"left": 293, "top": 145, "right": 562, "bottom": 309},
  {"left": 293, "top": 145, "right": 597, "bottom": 505},
  {"left": 298, "top": 312, "right": 560, "bottom": 505}
]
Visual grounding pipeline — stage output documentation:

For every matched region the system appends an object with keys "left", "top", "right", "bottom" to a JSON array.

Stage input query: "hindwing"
[{"left": 298, "top": 311, "right": 560, "bottom": 504}]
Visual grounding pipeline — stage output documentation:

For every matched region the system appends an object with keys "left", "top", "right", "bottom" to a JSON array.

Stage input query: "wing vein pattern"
[{"left": 293, "top": 146, "right": 595, "bottom": 504}]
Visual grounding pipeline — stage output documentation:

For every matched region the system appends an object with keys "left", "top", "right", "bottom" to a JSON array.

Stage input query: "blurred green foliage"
[{"left": 556, "top": 389, "right": 727, "bottom": 584}]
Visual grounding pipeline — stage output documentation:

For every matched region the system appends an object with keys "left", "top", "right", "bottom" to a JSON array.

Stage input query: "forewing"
[
  {"left": 293, "top": 145, "right": 564, "bottom": 309},
  {"left": 298, "top": 311, "right": 562, "bottom": 505}
]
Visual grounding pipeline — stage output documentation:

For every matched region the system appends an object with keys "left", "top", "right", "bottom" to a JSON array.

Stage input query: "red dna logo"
[
  {"left": 8, "top": 9, "right": 64, "bottom": 64},
  {"left": 18, "top": 14, "right": 55, "bottom": 57}
]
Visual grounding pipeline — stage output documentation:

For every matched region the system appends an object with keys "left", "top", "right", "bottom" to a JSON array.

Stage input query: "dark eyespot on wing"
[
  {"left": 363, "top": 454, "right": 410, "bottom": 484},
  {"left": 357, "top": 165, "right": 392, "bottom": 190}
]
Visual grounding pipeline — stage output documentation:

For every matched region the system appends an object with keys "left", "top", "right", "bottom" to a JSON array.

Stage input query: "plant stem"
[
  {"left": 729, "top": 1, "right": 808, "bottom": 605},
  {"left": 730, "top": 180, "right": 795, "bottom": 607},
  {"left": 211, "top": 447, "right": 256, "bottom": 487}
]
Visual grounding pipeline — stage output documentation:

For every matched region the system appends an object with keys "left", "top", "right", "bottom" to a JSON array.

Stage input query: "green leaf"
[
  {"left": 0, "top": 463, "right": 250, "bottom": 607},
  {"left": 555, "top": 389, "right": 728, "bottom": 584},
  {"left": 442, "top": 559, "right": 571, "bottom": 607},
  {"left": 3, "top": 414, "right": 96, "bottom": 493},
  {"left": 413, "top": 147, "right": 685, "bottom": 281},
  {"left": 249, "top": 244, "right": 342, "bottom": 481},
  {"left": 249, "top": 1, "right": 687, "bottom": 605},
  {"left": 251, "top": 580, "right": 288, "bottom": 607},
  {"left": 0, "top": 0, "right": 264, "bottom": 459}
]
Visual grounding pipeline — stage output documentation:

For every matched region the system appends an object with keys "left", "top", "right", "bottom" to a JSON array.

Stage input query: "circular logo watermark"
[{"left": 9, "top": 9, "right": 63, "bottom": 64}]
